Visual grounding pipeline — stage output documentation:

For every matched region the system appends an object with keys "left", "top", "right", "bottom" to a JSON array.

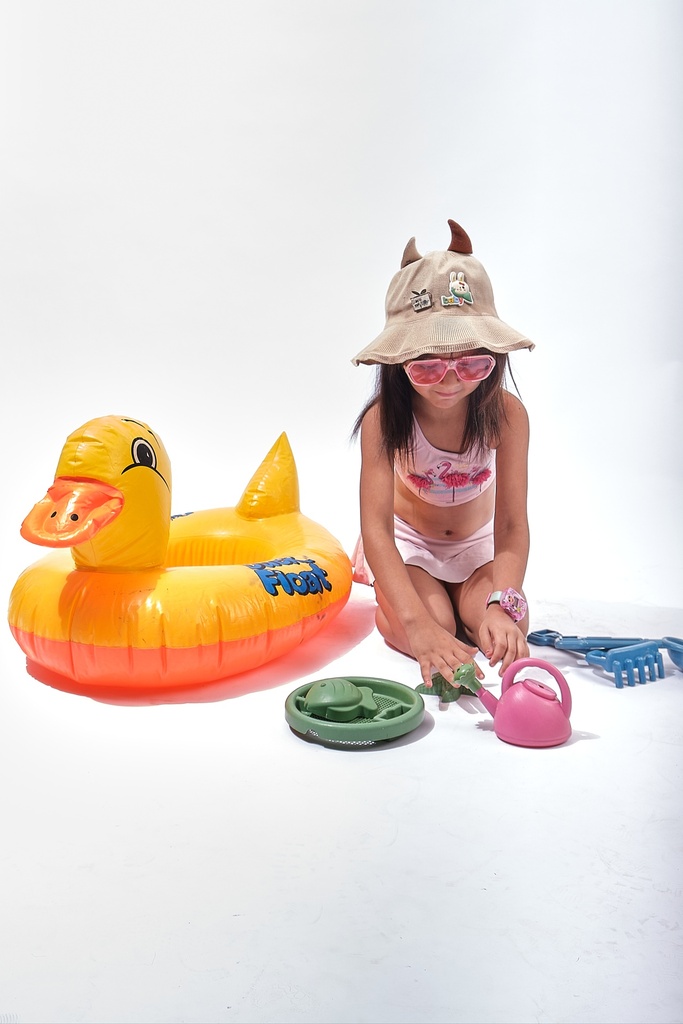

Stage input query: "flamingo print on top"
[{"left": 396, "top": 416, "right": 495, "bottom": 506}]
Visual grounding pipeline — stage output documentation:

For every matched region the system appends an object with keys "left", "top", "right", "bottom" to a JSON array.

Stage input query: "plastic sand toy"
[{"left": 285, "top": 676, "right": 425, "bottom": 747}]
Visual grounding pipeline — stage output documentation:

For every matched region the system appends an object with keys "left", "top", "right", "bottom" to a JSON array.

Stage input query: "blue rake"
[
  {"left": 528, "top": 630, "right": 683, "bottom": 687},
  {"left": 584, "top": 642, "right": 665, "bottom": 688}
]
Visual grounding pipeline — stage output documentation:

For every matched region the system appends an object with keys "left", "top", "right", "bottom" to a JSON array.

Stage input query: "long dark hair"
[{"left": 352, "top": 352, "right": 513, "bottom": 463}]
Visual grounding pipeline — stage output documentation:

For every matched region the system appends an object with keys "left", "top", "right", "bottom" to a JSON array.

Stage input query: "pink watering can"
[{"left": 476, "top": 658, "right": 572, "bottom": 748}]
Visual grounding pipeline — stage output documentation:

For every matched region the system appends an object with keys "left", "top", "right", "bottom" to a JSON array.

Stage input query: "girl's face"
[{"left": 404, "top": 350, "right": 493, "bottom": 408}]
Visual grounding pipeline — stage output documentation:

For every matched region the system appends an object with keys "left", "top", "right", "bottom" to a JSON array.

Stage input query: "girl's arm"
[
  {"left": 479, "top": 390, "right": 531, "bottom": 673},
  {"left": 359, "top": 403, "right": 481, "bottom": 686}
]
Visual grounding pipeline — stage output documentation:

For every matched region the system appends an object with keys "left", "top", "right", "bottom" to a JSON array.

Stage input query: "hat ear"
[
  {"left": 401, "top": 237, "right": 422, "bottom": 268},
  {"left": 447, "top": 220, "right": 473, "bottom": 254}
]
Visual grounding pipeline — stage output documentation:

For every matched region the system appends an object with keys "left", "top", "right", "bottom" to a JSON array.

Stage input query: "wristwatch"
[{"left": 486, "top": 588, "right": 528, "bottom": 622}]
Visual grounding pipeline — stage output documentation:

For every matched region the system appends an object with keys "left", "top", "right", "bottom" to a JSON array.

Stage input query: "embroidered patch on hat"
[
  {"left": 441, "top": 271, "right": 473, "bottom": 307},
  {"left": 411, "top": 289, "right": 433, "bottom": 311}
]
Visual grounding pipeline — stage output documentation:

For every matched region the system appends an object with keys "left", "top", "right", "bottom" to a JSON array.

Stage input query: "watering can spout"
[{"left": 477, "top": 687, "right": 499, "bottom": 718}]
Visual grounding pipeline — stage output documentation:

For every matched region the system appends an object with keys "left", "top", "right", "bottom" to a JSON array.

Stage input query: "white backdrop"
[
  {"left": 2, "top": 0, "right": 681, "bottom": 612},
  {"left": 2, "top": 8, "right": 683, "bottom": 1024}
]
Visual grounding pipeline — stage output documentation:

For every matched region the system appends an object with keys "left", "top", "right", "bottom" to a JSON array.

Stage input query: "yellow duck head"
[{"left": 20, "top": 415, "right": 172, "bottom": 571}]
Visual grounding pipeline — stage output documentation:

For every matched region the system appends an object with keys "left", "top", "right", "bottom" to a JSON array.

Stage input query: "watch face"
[{"left": 501, "top": 588, "right": 527, "bottom": 621}]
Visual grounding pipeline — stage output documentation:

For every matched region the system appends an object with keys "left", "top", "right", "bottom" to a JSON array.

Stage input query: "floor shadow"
[{"left": 473, "top": 718, "right": 599, "bottom": 746}]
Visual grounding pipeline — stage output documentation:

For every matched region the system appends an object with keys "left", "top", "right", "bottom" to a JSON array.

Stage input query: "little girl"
[{"left": 352, "top": 220, "right": 534, "bottom": 687}]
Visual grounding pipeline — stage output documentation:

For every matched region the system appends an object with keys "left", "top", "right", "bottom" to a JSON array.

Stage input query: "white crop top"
[{"left": 395, "top": 416, "right": 496, "bottom": 506}]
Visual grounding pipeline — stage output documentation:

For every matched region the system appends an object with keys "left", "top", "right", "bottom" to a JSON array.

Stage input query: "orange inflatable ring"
[{"left": 8, "top": 416, "right": 352, "bottom": 695}]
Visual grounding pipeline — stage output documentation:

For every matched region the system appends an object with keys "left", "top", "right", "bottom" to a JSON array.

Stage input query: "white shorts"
[{"left": 352, "top": 515, "right": 494, "bottom": 586}]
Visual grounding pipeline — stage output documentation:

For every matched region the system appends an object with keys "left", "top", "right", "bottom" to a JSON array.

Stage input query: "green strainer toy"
[{"left": 285, "top": 676, "right": 425, "bottom": 747}]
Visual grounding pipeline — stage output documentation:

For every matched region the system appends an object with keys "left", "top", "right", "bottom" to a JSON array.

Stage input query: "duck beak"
[{"left": 20, "top": 477, "right": 124, "bottom": 548}]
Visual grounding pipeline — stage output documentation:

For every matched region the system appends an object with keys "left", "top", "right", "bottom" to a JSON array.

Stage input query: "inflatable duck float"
[{"left": 8, "top": 415, "right": 353, "bottom": 694}]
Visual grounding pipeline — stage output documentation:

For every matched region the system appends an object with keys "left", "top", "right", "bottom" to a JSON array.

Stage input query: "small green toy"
[
  {"left": 415, "top": 663, "right": 481, "bottom": 703},
  {"left": 303, "top": 677, "right": 380, "bottom": 722}
]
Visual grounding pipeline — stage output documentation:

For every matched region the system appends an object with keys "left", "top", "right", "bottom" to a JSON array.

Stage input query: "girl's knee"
[
  {"left": 420, "top": 593, "right": 457, "bottom": 634},
  {"left": 375, "top": 606, "right": 411, "bottom": 657},
  {"left": 375, "top": 604, "right": 391, "bottom": 638}
]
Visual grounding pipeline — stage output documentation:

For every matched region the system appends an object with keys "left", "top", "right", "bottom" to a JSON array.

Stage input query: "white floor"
[{"left": 1, "top": 585, "right": 682, "bottom": 1024}]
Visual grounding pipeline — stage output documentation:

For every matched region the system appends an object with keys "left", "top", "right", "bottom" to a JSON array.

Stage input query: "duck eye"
[{"left": 131, "top": 437, "right": 157, "bottom": 470}]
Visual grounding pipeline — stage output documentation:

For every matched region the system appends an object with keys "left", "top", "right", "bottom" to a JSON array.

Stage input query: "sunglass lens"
[
  {"left": 456, "top": 356, "right": 495, "bottom": 381},
  {"left": 408, "top": 360, "right": 444, "bottom": 384}
]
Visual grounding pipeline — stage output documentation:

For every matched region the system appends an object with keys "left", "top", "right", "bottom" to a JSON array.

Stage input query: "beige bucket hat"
[{"left": 351, "top": 220, "right": 535, "bottom": 365}]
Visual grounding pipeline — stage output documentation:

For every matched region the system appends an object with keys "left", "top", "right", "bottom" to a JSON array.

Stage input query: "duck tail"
[{"left": 236, "top": 433, "right": 300, "bottom": 520}]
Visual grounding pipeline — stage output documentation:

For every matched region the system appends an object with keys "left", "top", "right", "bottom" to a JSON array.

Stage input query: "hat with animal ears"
[{"left": 351, "top": 220, "right": 535, "bottom": 366}]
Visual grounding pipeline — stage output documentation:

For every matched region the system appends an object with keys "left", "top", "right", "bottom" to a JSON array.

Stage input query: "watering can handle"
[{"left": 501, "top": 658, "right": 572, "bottom": 718}]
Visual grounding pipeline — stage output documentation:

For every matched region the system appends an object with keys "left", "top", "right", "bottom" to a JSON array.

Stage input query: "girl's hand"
[
  {"left": 479, "top": 606, "right": 529, "bottom": 676},
  {"left": 407, "top": 619, "right": 484, "bottom": 688}
]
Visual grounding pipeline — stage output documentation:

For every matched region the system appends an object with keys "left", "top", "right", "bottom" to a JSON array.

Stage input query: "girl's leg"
[
  {"left": 449, "top": 562, "right": 529, "bottom": 649},
  {"left": 374, "top": 564, "right": 456, "bottom": 657},
  {"left": 447, "top": 563, "right": 492, "bottom": 647}
]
